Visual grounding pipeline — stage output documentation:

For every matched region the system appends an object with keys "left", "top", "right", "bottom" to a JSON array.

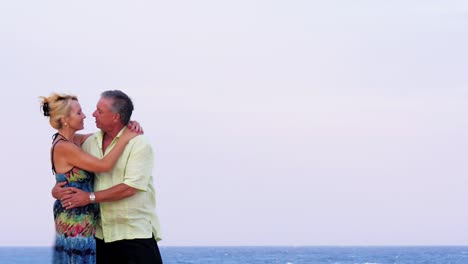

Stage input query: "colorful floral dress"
[{"left": 51, "top": 134, "right": 99, "bottom": 264}]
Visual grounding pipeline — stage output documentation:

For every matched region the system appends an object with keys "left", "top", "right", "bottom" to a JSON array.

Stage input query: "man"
[{"left": 55, "top": 90, "right": 163, "bottom": 264}]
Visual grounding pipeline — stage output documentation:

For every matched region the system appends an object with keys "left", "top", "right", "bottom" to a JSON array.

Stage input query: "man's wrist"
[{"left": 89, "top": 192, "right": 96, "bottom": 204}]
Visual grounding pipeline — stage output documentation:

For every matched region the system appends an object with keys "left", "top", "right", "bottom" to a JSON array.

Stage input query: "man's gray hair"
[{"left": 101, "top": 90, "right": 134, "bottom": 125}]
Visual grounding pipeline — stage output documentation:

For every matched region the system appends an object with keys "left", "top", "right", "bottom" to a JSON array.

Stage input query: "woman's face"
[{"left": 67, "top": 100, "right": 86, "bottom": 131}]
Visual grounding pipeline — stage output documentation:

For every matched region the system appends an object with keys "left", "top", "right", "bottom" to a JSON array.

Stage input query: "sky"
[{"left": 1, "top": 1, "right": 468, "bottom": 247}]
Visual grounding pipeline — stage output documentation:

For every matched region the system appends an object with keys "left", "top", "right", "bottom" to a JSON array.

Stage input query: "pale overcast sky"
[{"left": 1, "top": 1, "right": 468, "bottom": 246}]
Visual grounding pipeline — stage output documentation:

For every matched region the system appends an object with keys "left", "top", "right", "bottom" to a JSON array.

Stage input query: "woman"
[{"left": 40, "top": 93, "right": 140, "bottom": 264}]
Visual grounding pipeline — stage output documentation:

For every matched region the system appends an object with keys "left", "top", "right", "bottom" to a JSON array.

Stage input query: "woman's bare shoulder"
[{"left": 74, "top": 133, "right": 93, "bottom": 146}]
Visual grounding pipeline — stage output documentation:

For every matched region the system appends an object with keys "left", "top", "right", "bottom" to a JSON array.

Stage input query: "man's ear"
[{"left": 112, "top": 113, "right": 121, "bottom": 123}]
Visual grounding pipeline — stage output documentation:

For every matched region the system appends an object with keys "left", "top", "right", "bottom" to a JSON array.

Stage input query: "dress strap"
[{"left": 50, "top": 133, "right": 68, "bottom": 174}]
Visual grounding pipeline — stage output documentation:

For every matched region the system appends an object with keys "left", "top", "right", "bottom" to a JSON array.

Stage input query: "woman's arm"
[
  {"left": 55, "top": 128, "right": 139, "bottom": 173},
  {"left": 73, "top": 121, "right": 143, "bottom": 146}
]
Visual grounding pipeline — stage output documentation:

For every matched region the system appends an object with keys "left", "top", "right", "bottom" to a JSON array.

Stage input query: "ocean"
[{"left": 0, "top": 246, "right": 467, "bottom": 263}]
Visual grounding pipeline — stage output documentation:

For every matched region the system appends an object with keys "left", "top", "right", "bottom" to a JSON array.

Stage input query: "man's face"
[{"left": 92, "top": 97, "right": 117, "bottom": 131}]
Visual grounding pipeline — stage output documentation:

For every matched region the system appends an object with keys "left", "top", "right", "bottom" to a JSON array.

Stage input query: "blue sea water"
[{"left": 0, "top": 246, "right": 467, "bottom": 263}]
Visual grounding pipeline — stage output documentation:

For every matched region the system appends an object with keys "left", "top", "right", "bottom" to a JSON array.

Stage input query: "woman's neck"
[{"left": 57, "top": 130, "right": 75, "bottom": 142}]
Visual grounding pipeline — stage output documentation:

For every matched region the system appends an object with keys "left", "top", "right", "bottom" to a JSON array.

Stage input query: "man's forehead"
[{"left": 97, "top": 97, "right": 112, "bottom": 108}]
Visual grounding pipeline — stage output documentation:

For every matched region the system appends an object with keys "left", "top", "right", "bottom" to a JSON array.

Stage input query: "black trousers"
[{"left": 96, "top": 235, "right": 163, "bottom": 264}]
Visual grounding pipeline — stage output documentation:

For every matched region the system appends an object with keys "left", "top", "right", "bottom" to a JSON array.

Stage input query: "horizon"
[{"left": 4, "top": 244, "right": 468, "bottom": 248}]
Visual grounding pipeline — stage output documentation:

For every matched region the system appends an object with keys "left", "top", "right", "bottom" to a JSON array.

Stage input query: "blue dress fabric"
[{"left": 51, "top": 134, "right": 99, "bottom": 263}]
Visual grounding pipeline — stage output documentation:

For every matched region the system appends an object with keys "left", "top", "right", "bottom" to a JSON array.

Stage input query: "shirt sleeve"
[{"left": 122, "top": 136, "right": 154, "bottom": 191}]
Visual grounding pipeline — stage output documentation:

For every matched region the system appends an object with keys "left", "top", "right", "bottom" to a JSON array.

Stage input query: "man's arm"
[{"left": 60, "top": 183, "right": 137, "bottom": 209}]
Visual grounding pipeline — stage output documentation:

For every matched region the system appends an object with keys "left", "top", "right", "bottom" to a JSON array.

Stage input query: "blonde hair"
[{"left": 40, "top": 93, "right": 78, "bottom": 129}]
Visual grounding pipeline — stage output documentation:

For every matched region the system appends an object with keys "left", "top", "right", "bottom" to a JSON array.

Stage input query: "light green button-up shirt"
[{"left": 82, "top": 128, "right": 161, "bottom": 243}]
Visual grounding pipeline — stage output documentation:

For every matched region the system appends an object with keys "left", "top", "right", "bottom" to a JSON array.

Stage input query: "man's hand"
[
  {"left": 61, "top": 188, "right": 91, "bottom": 210},
  {"left": 51, "top": 182, "right": 73, "bottom": 200}
]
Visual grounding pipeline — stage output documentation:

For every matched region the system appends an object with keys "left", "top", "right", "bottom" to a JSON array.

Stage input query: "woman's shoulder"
[
  {"left": 52, "top": 139, "right": 77, "bottom": 154},
  {"left": 74, "top": 133, "right": 93, "bottom": 146}
]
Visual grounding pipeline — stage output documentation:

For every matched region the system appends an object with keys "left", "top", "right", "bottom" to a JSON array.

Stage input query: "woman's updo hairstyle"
[{"left": 40, "top": 93, "right": 78, "bottom": 129}]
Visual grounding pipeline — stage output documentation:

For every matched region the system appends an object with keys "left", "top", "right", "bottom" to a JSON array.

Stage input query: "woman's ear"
[{"left": 60, "top": 116, "right": 70, "bottom": 127}]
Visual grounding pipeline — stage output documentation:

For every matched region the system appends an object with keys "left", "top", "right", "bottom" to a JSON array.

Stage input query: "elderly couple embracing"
[{"left": 41, "top": 90, "right": 163, "bottom": 264}]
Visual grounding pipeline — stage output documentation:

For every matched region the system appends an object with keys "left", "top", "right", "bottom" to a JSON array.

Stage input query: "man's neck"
[
  {"left": 102, "top": 125, "right": 125, "bottom": 153},
  {"left": 103, "top": 125, "right": 125, "bottom": 139}
]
